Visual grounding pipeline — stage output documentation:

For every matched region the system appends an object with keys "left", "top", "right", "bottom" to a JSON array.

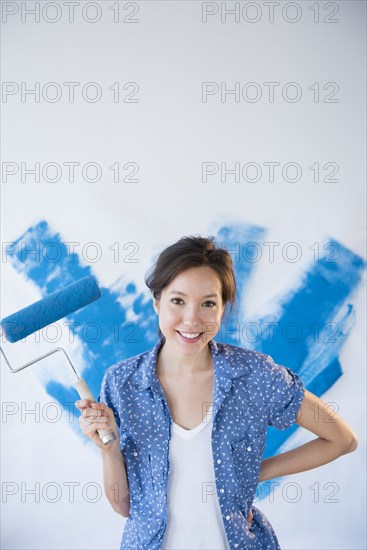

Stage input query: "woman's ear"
[{"left": 153, "top": 298, "right": 159, "bottom": 315}]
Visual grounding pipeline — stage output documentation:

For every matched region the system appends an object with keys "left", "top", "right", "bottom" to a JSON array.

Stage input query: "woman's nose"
[{"left": 182, "top": 307, "right": 201, "bottom": 326}]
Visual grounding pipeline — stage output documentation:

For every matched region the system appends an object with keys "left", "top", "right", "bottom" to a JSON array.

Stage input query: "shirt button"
[
  {"left": 217, "top": 459, "right": 222, "bottom": 464},
  {"left": 133, "top": 451, "right": 138, "bottom": 457},
  {"left": 225, "top": 515, "right": 230, "bottom": 521},
  {"left": 247, "top": 446, "right": 252, "bottom": 451}
]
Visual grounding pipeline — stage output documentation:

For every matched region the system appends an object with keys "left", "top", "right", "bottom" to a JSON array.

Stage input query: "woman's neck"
[{"left": 156, "top": 342, "right": 213, "bottom": 378}]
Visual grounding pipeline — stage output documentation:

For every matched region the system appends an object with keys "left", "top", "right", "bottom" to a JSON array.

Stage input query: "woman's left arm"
[{"left": 259, "top": 389, "right": 359, "bottom": 483}]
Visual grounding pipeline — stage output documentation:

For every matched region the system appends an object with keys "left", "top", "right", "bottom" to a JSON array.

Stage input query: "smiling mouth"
[{"left": 176, "top": 330, "right": 204, "bottom": 339}]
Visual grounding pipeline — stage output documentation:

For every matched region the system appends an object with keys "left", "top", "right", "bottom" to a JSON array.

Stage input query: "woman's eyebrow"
[{"left": 168, "top": 290, "right": 219, "bottom": 298}]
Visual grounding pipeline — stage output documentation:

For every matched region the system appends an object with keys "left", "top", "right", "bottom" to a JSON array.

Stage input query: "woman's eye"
[{"left": 170, "top": 298, "right": 216, "bottom": 307}]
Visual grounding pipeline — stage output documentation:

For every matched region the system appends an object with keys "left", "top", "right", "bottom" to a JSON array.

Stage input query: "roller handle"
[{"left": 74, "top": 378, "right": 117, "bottom": 446}]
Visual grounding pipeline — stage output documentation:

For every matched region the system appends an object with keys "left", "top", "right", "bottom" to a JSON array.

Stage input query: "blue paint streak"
[
  {"left": 5, "top": 221, "right": 366, "bottom": 502},
  {"left": 214, "top": 224, "right": 266, "bottom": 335},
  {"left": 6, "top": 221, "right": 160, "bottom": 439}
]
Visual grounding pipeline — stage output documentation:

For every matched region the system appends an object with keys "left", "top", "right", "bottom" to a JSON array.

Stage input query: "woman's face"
[{"left": 153, "top": 266, "right": 226, "bottom": 354}]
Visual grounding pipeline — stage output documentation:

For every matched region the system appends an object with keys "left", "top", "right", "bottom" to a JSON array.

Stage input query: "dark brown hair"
[{"left": 144, "top": 235, "right": 237, "bottom": 338}]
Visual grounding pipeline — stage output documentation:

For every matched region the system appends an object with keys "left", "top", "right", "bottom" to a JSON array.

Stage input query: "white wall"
[{"left": 1, "top": 1, "right": 366, "bottom": 548}]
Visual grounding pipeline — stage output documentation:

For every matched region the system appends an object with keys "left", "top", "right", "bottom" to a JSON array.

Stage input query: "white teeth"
[{"left": 179, "top": 331, "right": 201, "bottom": 339}]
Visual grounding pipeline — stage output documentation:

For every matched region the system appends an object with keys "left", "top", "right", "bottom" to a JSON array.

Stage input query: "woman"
[{"left": 75, "top": 235, "right": 358, "bottom": 550}]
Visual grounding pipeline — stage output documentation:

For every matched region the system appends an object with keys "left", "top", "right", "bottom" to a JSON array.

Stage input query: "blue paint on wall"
[{"left": 4, "top": 220, "right": 366, "bottom": 501}]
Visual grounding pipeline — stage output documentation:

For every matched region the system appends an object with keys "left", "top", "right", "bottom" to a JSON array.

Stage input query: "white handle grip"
[{"left": 74, "top": 378, "right": 117, "bottom": 446}]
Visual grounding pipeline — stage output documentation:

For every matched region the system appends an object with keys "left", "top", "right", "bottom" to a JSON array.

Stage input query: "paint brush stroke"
[{"left": 4, "top": 221, "right": 160, "bottom": 439}]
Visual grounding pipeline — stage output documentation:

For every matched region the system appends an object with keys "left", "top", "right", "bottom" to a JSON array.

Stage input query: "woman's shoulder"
[
  {"left": 214, "top": 339, "right": 272, "bottom": 366},
  {"left": 214, "top": 340, "right": 294, "bottom": 384}
]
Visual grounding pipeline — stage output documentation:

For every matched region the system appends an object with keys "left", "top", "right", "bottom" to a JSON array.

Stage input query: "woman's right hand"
[{"left": 74, "top": 399, "right": 120, "bottom": 452}]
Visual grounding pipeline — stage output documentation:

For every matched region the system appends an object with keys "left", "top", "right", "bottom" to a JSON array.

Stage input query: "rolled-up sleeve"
[
  {"left": 98, "top": 369, "right": 129, "bottom": 452},
  {"left": 264, "top": 354, "right": 305, "bottom": 430}
]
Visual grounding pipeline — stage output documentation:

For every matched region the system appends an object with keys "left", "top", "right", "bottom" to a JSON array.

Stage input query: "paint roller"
[{"left": 0, "top": 275, "right": 117, "bottom": 446}]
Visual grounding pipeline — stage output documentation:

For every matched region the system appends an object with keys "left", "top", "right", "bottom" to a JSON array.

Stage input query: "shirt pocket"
[
  {"left": 125, "top": 437, "right": 155, "bottom": 503},
  {"left": 230, "top": 431, "right": 263, "bottom": 492}
]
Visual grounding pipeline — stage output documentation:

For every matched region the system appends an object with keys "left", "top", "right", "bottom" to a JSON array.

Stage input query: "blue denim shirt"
[{"left": 99, "top": 336, "right": 305, "bottom": 550}]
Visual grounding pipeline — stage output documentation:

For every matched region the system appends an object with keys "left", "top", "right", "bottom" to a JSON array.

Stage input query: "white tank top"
[{"left": 161, "top": 404, "right": 230, "bottom": 550}]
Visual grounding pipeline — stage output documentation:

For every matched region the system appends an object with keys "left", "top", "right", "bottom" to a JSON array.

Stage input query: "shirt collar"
[{"left": 133, "top": 335, "right": 251, "bottom": 391}]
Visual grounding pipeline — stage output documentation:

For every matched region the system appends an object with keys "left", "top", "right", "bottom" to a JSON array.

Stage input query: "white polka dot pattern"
[{"left": 99, "top": 336, "right": 305, "bottom": 549}]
